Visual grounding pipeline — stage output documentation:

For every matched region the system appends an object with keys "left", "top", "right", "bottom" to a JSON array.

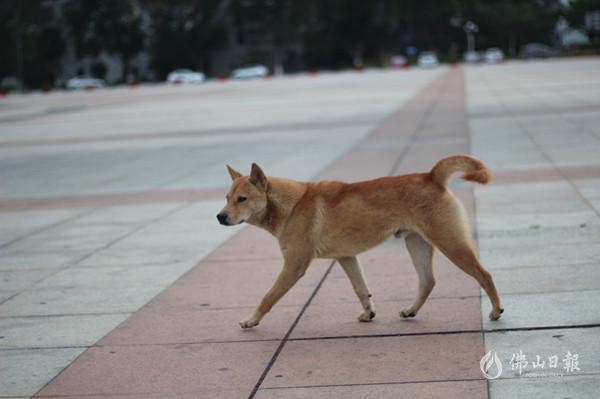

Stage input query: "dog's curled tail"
[{"left": 430, "top": 155, "right": 491, "bottom": 187}]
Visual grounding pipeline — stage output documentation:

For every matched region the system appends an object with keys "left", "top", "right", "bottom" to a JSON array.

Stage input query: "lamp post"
[{"left": 463, "top": 20, "right": 479, "bottom": 53}]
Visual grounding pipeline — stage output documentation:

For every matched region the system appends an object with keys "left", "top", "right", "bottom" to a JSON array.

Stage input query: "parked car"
[
  {"left": 464, "top": 51, "right": 481, "bottom": 63},
  {"left": 389, "top": 55, "right": 408, "bottom": 68},
  {"left": 231, "top": 65, "right": 269, "bottom": 79},
  {"left": 417, "top": 52, "right": 439, "bottom": 68},
  {"left": 166, "top": 69, "right": 205, "bottom": 84},
  {"left": 520, "top": 43, "right": 558, "bottom": 59},
  {"left": 66, "top": 76, "right": 106, "bottom": 90},
  {"left": 484, "top": 48, "right": 505, "bottom": 63}
]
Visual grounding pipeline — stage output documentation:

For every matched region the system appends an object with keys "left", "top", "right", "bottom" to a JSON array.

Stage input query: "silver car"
[
  {"left": 66, "top": 76, "right": 106, "bottom": 90},
  {"left": 484, "top": 48, "right": 505, "bottom": 63},
  {"left": 417, "top": 52, "right": 439, "bottom": 68},
  {"left": 167, "top": 69, "right": 205, "bottom": 84},
  {"left": 231, "top": 65, "right": 269, "bottom": 79}
]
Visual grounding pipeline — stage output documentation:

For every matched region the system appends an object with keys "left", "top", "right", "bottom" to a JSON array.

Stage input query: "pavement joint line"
[
  {"left": 388, "top": 73, "right": 450, "bottom": 176},
  {"left": 0, "top": 292, "right": 21, "bottom": 307},
  {"left": 469, "top": 103, "right": 600, "bottom": 119},
  {"left": 10, "top": 319, "right": 597, "bottom": 352},
  {"left": 516, "top": 118, "right": 600, "bottom": 218},
  {"left": 495, "top": 288, "right": 600, "bottom": 297},
  {"left": 468, "top": 75, "right": 490, "bottom": 399},
  {"left": 495, "top": 86, "right": 600, "bottom": 218},
  {"left": 286, "top": 323, "right": 600, "bottom": 342},
  {"left": 247, "top": 259, "right": 337, "bottom": 399},
  {"left": 0, "top": 207, "right": 97, "bottom": 250},
  {"left": 0, "top": 311, "right": 132, "bottom": 320},
  {"left": 258, "top": 377, "right": 486, "bottom": 391},
  {"left": 477, "top": 261, "right": 600, "bottom": 272},
  {"left": 0, "top": 118, "right": 376, "bottom": 149},
  {"left": 0, "top": 201, "right": 197, "bottom": 308},
  {"left": 247, "top": 70, "right": 457, "bottom": 398},
  {"left": 18, "top": 375, "right": 593, "bottom": 399}
]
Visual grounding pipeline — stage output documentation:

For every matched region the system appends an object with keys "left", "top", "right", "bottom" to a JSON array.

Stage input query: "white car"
[
  {"left": 464, "top": 51, "right": 481, "bottom": 63},
  {"left": 231, "top": 65, "right": 269, "bottom": 79},
  {"left": 389, "top": 55, "right": 408, "bottom": 68},
  {"left": 484, "top": 48, "right": 505, "bottom": 63},
  {"left": 166, "top": 69, "right": 205, "bottom": 84},
  {"left": 417, "top": 52, "right": 439, "bottom": 68},
  {"left": 66, "top": 76, "right": 106, "bottom": 89}
]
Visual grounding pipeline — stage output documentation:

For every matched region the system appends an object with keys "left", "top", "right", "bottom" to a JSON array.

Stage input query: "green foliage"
[
  {"left": 145, "top": 0, "right": 229, "bottom": 78},
  {"left": 1, "top": 0, "right": 575, "bottom": 89},
  {"left": 62, "top": 0, "right": 145, "bottom": 80},
  {"left": 470, "top": 0, "right": 560, "bottom": 56},
  {"left": 0, "top": 0, "right": 65, "bottom": 90},
  {"left": 562, "top": 0, "right": 600, "bottom": 44},
  {"left": 91, "top": 61, "right": 108, "bottom": 80}
]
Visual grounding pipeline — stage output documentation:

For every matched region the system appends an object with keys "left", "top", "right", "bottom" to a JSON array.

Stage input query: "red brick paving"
[
  {"left": 34, "top": 69, "right": 490, "bottom": 398},
  {"left": 0, "top": 187, "right": 226, "bottom": 213}
]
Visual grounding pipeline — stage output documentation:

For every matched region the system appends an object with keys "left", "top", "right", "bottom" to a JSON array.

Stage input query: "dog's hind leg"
[
  {"left": 436, "top": 239, "right": 503, "bottom": 320},
  {"left": 400, "top": 233, "right": 435, "bottom": 318},
  {"left": 421, "top": 194, "right": 503, "bottom": 320},
  {"left": 337, "top": 256, "right": 376, "bottom": 322}
]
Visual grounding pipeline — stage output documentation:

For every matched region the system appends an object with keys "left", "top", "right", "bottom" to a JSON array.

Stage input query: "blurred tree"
[
  {"left": 144, "top": 0, "right": 230, "bottom": 78},
  {"left": 0, "top": 0, "right": 65, "bottom": 90},
  {"left": 563, "top": 0, "right": 600, "bottom": 44},
  {"left": 470, "top": 0, "right": 560, "bottom": 57},
  {"left": 62, "top": 0, "right": 145, "bottom": 82}
]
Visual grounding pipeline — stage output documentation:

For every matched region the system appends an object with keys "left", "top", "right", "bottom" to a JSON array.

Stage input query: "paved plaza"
[{"left": 0, "top": 58, "right": 599, "bottom": 398}]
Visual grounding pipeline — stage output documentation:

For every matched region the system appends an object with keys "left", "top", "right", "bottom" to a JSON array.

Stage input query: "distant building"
[{"left": 555, "top": 17, "right": 590, "bottom": 48}]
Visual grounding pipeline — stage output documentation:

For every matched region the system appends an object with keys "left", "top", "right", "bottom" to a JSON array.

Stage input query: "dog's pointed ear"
[
  {"left": 226, "top": 165, "right": 242, "bottom": 181},
  {"left": 250, "top": 163, "right": 267, "bottom": 189}
]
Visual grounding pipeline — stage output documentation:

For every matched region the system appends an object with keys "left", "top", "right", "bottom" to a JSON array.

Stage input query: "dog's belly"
[{"left": 314, "top": 226, "right": 399, "bottom": 259}]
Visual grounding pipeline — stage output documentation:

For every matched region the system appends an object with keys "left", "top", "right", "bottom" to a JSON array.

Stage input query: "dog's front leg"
[
  {"left": 240, "top": 255, "right": 312, "bottom": 329},
  {"left": 337, "top": 256, "right": 376, "bottom": 322}
]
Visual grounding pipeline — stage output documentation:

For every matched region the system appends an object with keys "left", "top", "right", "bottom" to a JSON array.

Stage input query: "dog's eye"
[{"left": 237, "top": 196, "right": 247, "bottom": 203}]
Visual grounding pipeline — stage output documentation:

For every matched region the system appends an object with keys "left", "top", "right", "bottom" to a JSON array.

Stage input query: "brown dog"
[{"left": 218, "top": 155, "right": 503, "bottom": 329}]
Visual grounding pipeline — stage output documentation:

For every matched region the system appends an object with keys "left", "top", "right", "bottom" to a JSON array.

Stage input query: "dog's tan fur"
[{"left": 218, "top": 155, "right": 503, "bottom": 329}]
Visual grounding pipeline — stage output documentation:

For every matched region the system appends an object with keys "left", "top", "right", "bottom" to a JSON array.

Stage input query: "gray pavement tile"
[
  {"left": 476, "top": 210, "right": 598, "bottom": 233},
  {"left": 0, "top": 313, "right": 129, "bottom": 349},
  {"left": 491, "top": 263, "right": 600, "bottom": 295},
  {"left": 75, "top": 200, "right": 242, "bottom": 267},
  {"left": 573, "top": 178, "right": 600, "bottom": 200},
  {"left": 477, "top": 199, "right": 590, "bottom": 215},
  {"left": 480, "top": 241, "right": 600, "bottom": 269},
  {"left": 589, "top": 198, "right": 600, "bottom": 214},
  {"left": 477, "top": 218, "right": 600, "bottom": 250},
  {"left": 0, "top": 347, "right": 83, "bottom": 397},
  {"left": 0, "top": 263, "right": 192, "bottom": 317},
  {"left": 489, "top": 374, "right": 600, "bottom": 399},
  {"left": 0, "top": 268, "right": 59, "bottom": 293},
  {"left": 0, "top": 209, "right": 81, "bottom": 248},
  {"left": 255, "top": 380, "right": 486, "bottom": 399},
  {"left": 484, "top": 327, "right": 600, "bottom": 379},
  {"left": 0, "top": 252, "right": 85, "bottom": 272},
  {"left": 482, "top": 290, "right": 600, "bottom": 330}
]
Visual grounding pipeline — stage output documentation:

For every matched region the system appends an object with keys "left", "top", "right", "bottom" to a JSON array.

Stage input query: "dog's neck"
[{"left": 248, "top": 177, "right": 307, "bottom": 238}]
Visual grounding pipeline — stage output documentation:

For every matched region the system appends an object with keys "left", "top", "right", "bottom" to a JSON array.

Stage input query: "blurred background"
[{"left": 1, "top": 0, "right": 599, "bottom": 92}]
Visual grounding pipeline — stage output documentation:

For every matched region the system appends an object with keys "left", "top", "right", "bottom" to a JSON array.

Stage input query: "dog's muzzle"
[{"left": 217, "top": 212, "right": 229, "bottom": 225}]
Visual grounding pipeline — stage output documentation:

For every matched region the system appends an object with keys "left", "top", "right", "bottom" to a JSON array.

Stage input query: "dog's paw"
[
  {"left": 489, "top": 307, "right": 504, "bottom": 321},
  {"left": 400, "top": 309, "right": 416, "bottom": 318},
  {"left": 239, "top": 318, "right": 260, "bottom": 329},
  {"left": 358, "top": 309, "right": 376, "bottom": 322}
]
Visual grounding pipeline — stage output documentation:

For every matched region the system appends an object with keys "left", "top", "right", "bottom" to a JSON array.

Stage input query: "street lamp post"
[{"left": 463, "top": 20, "right": 479, "bottom": 53}]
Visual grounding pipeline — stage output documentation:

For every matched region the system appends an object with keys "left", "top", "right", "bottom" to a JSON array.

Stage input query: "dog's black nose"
[{"left": 217, "top": 212, "right": 228, "bottom": 225}]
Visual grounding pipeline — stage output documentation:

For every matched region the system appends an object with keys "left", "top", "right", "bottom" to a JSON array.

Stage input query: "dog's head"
[{"left": 217, "top": 163, "right": 268, "bottom": 226}]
